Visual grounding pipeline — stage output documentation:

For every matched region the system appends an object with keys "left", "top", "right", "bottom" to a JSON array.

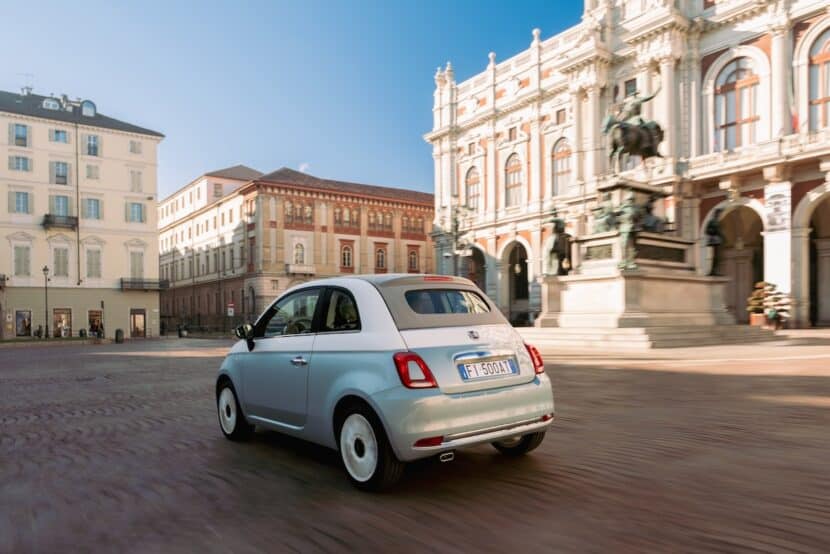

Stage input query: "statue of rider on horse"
[{"left": 602, "top": 85, "right": 664, "bottom": 174}]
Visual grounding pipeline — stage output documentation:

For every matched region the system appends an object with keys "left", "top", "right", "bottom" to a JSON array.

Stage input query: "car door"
[{"left": 241, "top": 287, "right": 322, "bottom": 428}]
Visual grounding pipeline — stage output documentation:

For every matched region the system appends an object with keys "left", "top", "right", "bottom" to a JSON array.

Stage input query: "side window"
[
  {"left": 322, "top": 289, "right": 361, "bottom": 332},
  {"left": 257, "top": 288, "right": 320, "bottom": 338}
]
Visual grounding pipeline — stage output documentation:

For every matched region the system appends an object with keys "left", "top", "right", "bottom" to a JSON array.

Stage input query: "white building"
[
  {"left": 427, "top": 0, "right": 830, "bottom": 327},
  {"left": 0, "top": 88, "right": 163, "bottom": 339}
]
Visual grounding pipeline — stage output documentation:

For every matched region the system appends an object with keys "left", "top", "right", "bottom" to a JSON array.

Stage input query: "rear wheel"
[
  {"left": 492, "top": 432, "right": 546, "bottom": 456},
  {"left": 217, "top": 382, "right": 253, "bottom": 441},
  {"left": 338, "top": 405, "right": 404, "bottom": 491}
]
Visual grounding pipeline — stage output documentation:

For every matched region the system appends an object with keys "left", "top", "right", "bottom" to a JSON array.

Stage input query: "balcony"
[
  {"left": 42, "top": 214, "right": 78, "bottom": 230},
  {"left": 120, "top": 278, "right": 170, "bottom": 291},
  {"left": 285, "top": 263, "right": 316, "bottom": 275}
]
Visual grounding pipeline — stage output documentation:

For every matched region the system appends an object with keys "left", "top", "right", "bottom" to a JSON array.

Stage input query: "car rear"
[{"left": 369, "top": 275, "right": 554, "bottom": 461}]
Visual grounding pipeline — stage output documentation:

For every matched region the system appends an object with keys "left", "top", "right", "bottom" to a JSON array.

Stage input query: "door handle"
[{"left": 291, "top": 356, "right": 308, "bottom": 366}]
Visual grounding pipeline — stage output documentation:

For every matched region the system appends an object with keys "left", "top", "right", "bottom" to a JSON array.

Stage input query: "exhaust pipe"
[{"left": 439, "top": 451, "right": 455, "bottom": 463}]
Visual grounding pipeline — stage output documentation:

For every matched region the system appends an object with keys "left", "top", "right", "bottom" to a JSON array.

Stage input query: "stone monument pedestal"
[{"left": 524, "top": 229, "right": 774, "bottom": 349}]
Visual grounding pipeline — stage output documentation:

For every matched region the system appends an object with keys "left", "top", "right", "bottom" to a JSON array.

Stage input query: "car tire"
[
  {"left": 217, "top": 381, "right": 253, "bottom": 441},
  {"left": 337, "top": 405, "right": 404, "bottom": 491},
  {"left": 492, "top": 431, "right": 546, "bottom": 456}
]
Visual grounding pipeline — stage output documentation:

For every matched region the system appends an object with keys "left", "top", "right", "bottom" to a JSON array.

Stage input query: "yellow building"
[{"left": 0, "top": 88, "right": 163, "bottom": 339}]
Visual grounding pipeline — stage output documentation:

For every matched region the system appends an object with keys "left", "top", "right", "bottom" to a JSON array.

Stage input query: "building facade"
[
  {"left": 159, "top": 167, "right": 434, "bottom": 331},
  {"left": 427, "top": 0, "right": 830, "bottom": 327},
  {"left": 0, "top": 89, "right": 163, "bottom": 339}
]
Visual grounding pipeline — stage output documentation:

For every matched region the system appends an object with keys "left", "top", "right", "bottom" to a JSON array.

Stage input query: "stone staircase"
[{"left": 517, "top": 324, "right": 778, "bottom": 351}]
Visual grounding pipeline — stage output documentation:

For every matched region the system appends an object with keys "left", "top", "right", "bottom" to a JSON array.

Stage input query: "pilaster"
[{"left": 762, "top": 165, "right": 793, "bottom": 293}]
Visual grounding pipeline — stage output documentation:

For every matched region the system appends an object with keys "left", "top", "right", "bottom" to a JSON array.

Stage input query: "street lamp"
[{"left": 42, "top": 266, "right": 49, "bottom": 340}]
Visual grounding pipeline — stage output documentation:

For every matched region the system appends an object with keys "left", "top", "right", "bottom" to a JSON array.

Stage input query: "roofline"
[
  {"left": 250, "top": 178, "right": 434, "bottom": 208},
  {"left": 158, "top": 173, "right": 256, "bottom": 204},
  {"left": 0, "top": 106, "right": 164, "bottom": 139}
]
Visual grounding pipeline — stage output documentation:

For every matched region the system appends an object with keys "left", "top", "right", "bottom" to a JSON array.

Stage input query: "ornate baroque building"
[
  {"left": 427, "top": 0, "right": 830, "bottom": 327},
  {"left": 158, "top": 167, "right": 433, "bottom": 330}
]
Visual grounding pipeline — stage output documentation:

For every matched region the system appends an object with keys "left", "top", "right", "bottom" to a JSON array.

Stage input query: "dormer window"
[
  {"left": 81, "top": 100, "right": 96, "bottom": 117},
  {"left": 42, "top": 98, "right": 60, "bottom": 110}
]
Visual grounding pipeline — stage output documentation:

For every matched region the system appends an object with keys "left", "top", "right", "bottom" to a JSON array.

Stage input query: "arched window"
[
  {"left": 408, "top": 250, "right": 418, "bottom": 271},
  {"left": 293, "top": 243, "right": 305, "bottom": 265},
  {"left": 343, "top": 207, "right": 350, "bottom": 224},
  {"left": 809, "top": 28, "right": 830, "bottom": 131},
  {"left": 466, "top": 167, "right": 480, "bottom": 210},
  {"left": 505, "top": 154, "right": 523, "bottom": 208},
  {"left": 551, "top": 139, "right": 572, "bottom": 196},
  {"left": 715, "top": 57, "right": 760, "bottom": 151},
  {"left": 341, "top": 245, "right": 353, "bottom": 268},
  {"left": 375, "top": 248, "right": 385, "bottom": 269}
]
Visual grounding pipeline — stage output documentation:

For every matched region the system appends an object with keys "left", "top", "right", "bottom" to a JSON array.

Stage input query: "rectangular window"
[
  {"left": 129, "top": 140, "right": 142, "bottom": 154},
  {"left": 14, "top": 245, "right": 31, "bottom": 276},
  {"left": 14, "top": 124, "right": 28, "bottom": 147},
  {"left": 13, "top": 191, "right": 30, "bottom": 214},
  {"left": 625, "top": 78, "right": 637, "bottom": 97},
  {"left": 128, "top": 202, "right": 145, "bottom": 222},
  {"left": 53, "top": 247, "right": 69, "bottom": 277},
  {"left": 214, "top": 183, "right": 222, "bottom": 198},
  {"left": 86, "top": 164, "right": 99, "bottom": 179},
  {"left": 130, "top": 170, "right": 142, "bottom": 192},
  {"left": 87, "top": 249, "right": 102, "bottom": 278},
  {"left": 53, "top": 195, "right": 70, "bottom": 216},
  {"left": 54, "top": 161, "right": 69, "bottom": 185},
  {"left": 508, "top": 127, "right": 517, "bottom": 141},
  {"left": 52, "top": 129, "right": 69, "bottom": 143},
  {"left": 556, "top": 108, "right": 566, "bottom": 125},
  {"left": 84, "top": 198, "right": 101, "bottom": 219},
  {"left": 468, "top": 142, "right": 475, "bottom": 155},
  {"left": 405, "top": 289, "right": 491, "bottom": 314},
  {"left": 130, "top": 251, "right": 144, "bottom": 279},
  {"left": 9, "top": 156, "right": 31, "bottom": 171},
  {"left": 86, "top": 135, "right": 99, "bottom": 156}
]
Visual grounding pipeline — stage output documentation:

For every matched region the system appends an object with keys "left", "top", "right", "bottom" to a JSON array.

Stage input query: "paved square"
[{"left": 1, "top": 336, "right": 829, "bottom": 552}]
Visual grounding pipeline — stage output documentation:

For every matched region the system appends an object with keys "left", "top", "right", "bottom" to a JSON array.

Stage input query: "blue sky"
[{"left": 5, "top": 0, "right": 582, "bottom": 197}]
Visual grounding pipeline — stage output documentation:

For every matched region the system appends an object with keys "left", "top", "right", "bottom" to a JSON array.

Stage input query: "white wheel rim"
[
  {"left": 340, "top": 414, "right": 378, "bottom": 483},
  {"left": 218, "top": 387, "right": 237, "bottom": 435}
]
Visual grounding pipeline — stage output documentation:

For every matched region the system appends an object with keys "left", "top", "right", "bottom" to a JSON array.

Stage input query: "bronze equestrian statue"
[{"left": 602, "top": 87, "right": 664, "bottom": 174}]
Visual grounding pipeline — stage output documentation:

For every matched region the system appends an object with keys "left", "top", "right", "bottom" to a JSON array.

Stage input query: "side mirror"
[{"left": 234, "top": 323, "right": 254, "bottom": 341}]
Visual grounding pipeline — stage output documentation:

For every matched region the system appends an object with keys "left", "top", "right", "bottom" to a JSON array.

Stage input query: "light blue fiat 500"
[{"left": 216, "top": 274, "right": 554, "bottom": 490}]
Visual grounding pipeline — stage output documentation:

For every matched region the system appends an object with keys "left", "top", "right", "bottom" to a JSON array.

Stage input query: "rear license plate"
[{"left": 458, "top": 358, "right": 517, "bottom": 380}]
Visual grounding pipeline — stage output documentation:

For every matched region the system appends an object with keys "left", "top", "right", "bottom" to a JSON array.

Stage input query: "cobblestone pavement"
[{"left": 1, "top": 337, "right": 829, "bottom": 553}]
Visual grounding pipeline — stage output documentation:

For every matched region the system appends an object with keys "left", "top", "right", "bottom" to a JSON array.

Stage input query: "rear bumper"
[{"left": 370, "top": 374, "right": 554, "bottom": 462}]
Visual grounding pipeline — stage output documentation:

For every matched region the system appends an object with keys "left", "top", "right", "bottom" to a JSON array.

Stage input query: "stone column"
[
  {"left": 687, "top": 30, "right": 702, "bottom": 158},
  {"left": 571, "top": 86, "right": 584, "bottom": 183},
  {"left": 529, "top": 113, "right": 542, "bottom": 210},
  {"left": 770, "top": 19, "right": 792, "bottom": 137},
  {"left": 660, "top": 56, "right": 677, "bottom": 160},
  {"left": 585, "top": 85, "right": 601, "bottom": 185},
  {"left": 762, "top": 166, "right": 793, "bottom": 293},
  {"left": 815, "top": 239, "right": 830, "bottom": 326},
  {"left": 791, "top": 227, "right": 812, "bottom": 327}
]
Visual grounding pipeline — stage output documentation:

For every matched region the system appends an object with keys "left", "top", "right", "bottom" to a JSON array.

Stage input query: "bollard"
[{"left": 115, "top": 329, "right": 124, "bottom": 344}]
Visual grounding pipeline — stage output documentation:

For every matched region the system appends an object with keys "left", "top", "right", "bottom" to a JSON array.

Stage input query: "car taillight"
[
  {"left": 525, "top": 343, "right": 545, "bottom": 374},
  {"left": 413, "top": 436, "right": 444, "bottom": 447},
  {"left": 393, "top": 351, "right": 438, "bottom": 389}
]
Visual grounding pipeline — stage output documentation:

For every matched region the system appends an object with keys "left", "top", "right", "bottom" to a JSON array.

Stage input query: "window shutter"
[
  {"left": 141, "top": 204, "right": 146, "bottom": 223},
  {"left": 7, "top": 123, "right": 13, "bottom": 145},
  {"left": 26, "top": 192, "right": 32, "bottom": 214},
  {"left": 124, "top": 202, "right": 129, "bottom": 222},
  {"left": 7, "top": 191, "right": 13, "bottom": 213},
  {"left": 49, "top": 129, "right": 54, "bottom": 142},
  {"left": 81, "top": 199, "right": 88, "bottom": 218},
  {"left": 67, "top": 163, "right": 72, "bottom": 186},
  {"left": 24, "top": 247, "right": 31, "bottom": 276},
  {"left": 8, "top": 156, "right": 13, "bottom": 170},
  {"left": 28, "top": 158, "right": 33, "bottom": 172},
  {"left": 68, "top": 197, "right": 75, "bottom": 217},
  {"left": 49, "top": 161, "right": 56, "bottom": 184},
  {"left": 26, "top": 125, "right": 32, "bottom": 147},
  {"left": 99, "top": 200, "right": 104, "bottom": 220},
  {"left": 98, "top": 137, "right": 103, "bottom": 157},
  {"left": 49, "top": 195, "right": 55, "bottom": 214},
  {"left": 81, "top": 134, "right": 88, "bottom": 153}
]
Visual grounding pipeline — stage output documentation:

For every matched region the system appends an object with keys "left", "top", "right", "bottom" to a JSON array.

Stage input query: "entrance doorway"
[
  {"left": 468, "top": 248, "right": 486, "bottom": 290},
  {"left": 809, "top": 195, "right": 830, "bottom": 326},
  {"left": 506, "top": 243, "right": 529, "bottom": 324},
  {"left": 53, "top": 308, "right": 72, "bottom": 338},
  {"left": 130, "top": 309, "right": 146, "bottom": 338},
  {"left": 88, "top": 310, "right": 103, "bottom": 337},
  {"left": 717, "top": 206, "right": 764, "bottom": 323}
]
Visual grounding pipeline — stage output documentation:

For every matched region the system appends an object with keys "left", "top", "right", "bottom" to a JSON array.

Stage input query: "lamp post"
[
  {"left": 42, "top": 265, "right": 49, "bottom": 340},
  {"left": 449, "top": 203, "right": 471, "bottom": 277}
]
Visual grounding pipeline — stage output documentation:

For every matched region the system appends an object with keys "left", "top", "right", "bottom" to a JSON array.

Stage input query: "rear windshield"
[
  {"left": 374, "top": 280, "right": 507, "bottom": 330},
  {"left": 405, "top": 289, "right": 491, "bottom": 314}
]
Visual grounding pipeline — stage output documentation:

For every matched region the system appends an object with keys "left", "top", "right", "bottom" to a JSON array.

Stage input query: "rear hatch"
[{"left": 375, "top": 276, "right": 535, "bottom": 394}]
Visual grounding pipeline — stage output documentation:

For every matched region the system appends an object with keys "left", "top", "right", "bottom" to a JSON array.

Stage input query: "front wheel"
[
  {"left": 217, "top": 382, "right": 253, "bottom": 441},
  {"left": 492, "top": 432, "right": 546, "bottom": 456},
  {"left": 338, "top": 406, "right": 404, "bottom": 491}
]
